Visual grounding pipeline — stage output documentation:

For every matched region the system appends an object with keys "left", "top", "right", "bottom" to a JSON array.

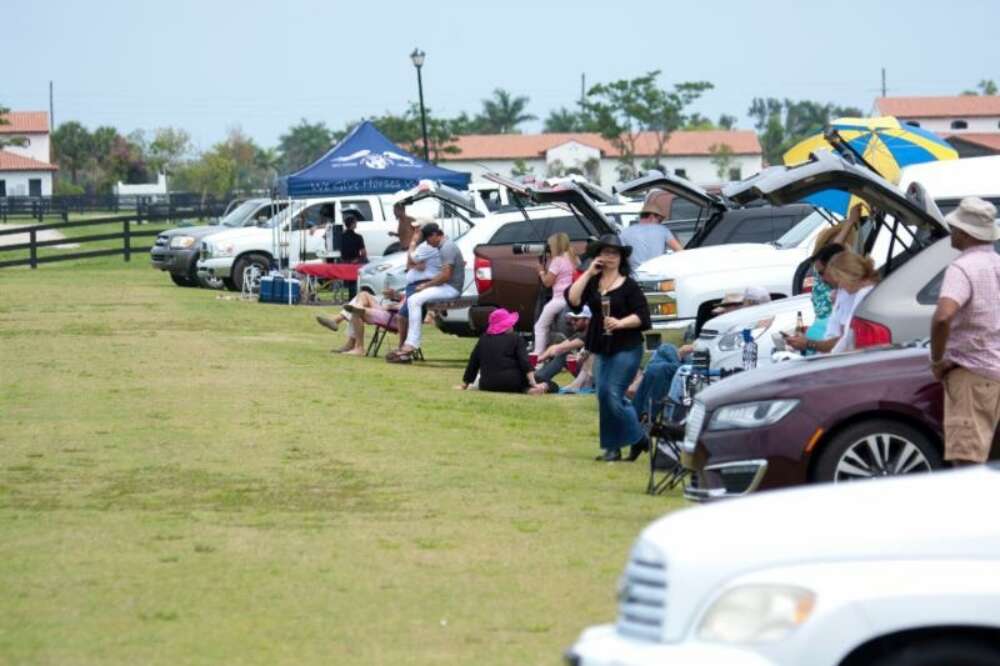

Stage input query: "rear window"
[
  {"left": 669, "top": 197, "right": 704, "bottom": 221},
  {"left": 721, "top": 215, "right": 778, "bottom": 244},
  {"left": 488, "top": 215, "right": 586, "bottom": 244}
]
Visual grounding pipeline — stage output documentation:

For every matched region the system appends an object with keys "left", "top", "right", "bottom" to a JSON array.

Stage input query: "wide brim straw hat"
[
  {"left": 486, "top": 308, "right": 520, "bottom": 335},
  {"left": 945, "top": 197, "right": 999, "bottom": 241}
]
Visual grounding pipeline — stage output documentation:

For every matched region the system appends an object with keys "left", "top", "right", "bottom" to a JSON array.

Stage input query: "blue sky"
[{"left": 5, "top": 0, "right": 998, "bottom": 150}]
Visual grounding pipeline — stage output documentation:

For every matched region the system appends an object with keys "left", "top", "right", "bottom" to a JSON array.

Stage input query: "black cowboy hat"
[{"left": 586, "top": 233, "right": 632, "bottom": 259}]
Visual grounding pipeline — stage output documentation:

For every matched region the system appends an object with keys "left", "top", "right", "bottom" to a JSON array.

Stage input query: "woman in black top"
[
  {"left": 460, "top": 309, "right": 543, "bottom": 393},
  {"left": 566, "top": 234, "right": 652, "bottom": 462}
]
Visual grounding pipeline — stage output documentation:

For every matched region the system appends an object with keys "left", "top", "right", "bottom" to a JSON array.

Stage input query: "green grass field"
[{"left": 0, "top": 256, "right": 685, "bottom": 665}]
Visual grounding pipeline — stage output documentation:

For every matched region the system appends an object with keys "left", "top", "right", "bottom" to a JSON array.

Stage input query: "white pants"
[
  {"left": 533, "top": 296, "right": 566, "bottom": 353},
  {"left": 403, "top": 284, "right": 460, "bottom": 349}
]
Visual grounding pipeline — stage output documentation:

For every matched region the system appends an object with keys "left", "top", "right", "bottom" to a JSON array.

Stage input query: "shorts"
[
  {"left": 399, "top": 279, "right": 429, "bottom": 319},
  {"left": 943, "top": 366, "right": 1000, "bottom": 463}
]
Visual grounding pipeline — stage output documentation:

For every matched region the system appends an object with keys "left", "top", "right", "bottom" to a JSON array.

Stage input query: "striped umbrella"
[{"left": 783, "top": 116, "right": 958, "bottom": 214}]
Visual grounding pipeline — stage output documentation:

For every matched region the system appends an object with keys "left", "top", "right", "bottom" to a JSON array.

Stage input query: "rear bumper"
[{"left": 567, "top": 624, "right": 775, "bottom": 666}]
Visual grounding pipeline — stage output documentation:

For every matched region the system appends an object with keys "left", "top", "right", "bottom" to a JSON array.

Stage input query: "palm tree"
[{"left": 478, "top": 89, "right": 537, "bottom": 134}]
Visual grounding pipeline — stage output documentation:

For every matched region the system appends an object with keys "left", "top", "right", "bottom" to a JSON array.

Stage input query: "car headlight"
[
  {"left": 698, "top": 585, "right": 815, "bottom": 644},
  {"left": 708, "top": 399, "right": 798, "bottom": 431},
  {"left": 207, "top": 243, "right": 236, "bottom": 258},
  {"left": 169, "top": 235, "right": 196, "bottom": 249},
  {"left": 717, "top": 317, "right": 774, "bottom": 352}
]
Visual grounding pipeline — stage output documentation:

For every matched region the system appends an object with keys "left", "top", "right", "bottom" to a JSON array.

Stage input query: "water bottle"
[{"left": 741, "top": 328, "right": 758, "bottom": 371}]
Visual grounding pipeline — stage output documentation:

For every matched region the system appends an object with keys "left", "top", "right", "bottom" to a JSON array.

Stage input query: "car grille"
[
  {"left": 683, "top": 401, "right": 706, "bottom": 453},
  {"left": 616, "top": 540, "right": 668, "bottom": 642}
]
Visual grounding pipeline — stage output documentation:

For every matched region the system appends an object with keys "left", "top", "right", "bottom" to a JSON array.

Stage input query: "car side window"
[
  {"left": 770, "top": 215, "right": 798, "bottom": 237},
  {"left": 917, "top": 240, "right": 1000, "bottom": 304},
  {"left": 290, "top": 205, "right": 326, "bottom": 231},
  {"left": 340, "top": 200, "right": 373, "bottom": 221}
]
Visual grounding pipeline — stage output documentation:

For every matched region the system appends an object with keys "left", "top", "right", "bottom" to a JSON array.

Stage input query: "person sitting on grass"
[
  {"left": 459, "top": 308, "right": 545, "bottom": 394},
  {"left": 316, "top": 291, "right": 403, "bottom": 355},
  {"left": 533, "top": 306, "right": 592, "bottom": 390}
]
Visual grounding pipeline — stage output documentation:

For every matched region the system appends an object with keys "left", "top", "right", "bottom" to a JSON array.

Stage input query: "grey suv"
[{"left": 151, "top": 198, "right": 285, "bottom": 288}]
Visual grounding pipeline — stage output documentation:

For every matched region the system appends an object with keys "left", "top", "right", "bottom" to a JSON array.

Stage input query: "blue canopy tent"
[{"left": 276, "top": 121, "right": 470, "bottom": 197}]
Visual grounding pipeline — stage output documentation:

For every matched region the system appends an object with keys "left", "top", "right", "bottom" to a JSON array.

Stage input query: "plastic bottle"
[{"left": 741, "top": 328, "right": 758, "bottom": 371}]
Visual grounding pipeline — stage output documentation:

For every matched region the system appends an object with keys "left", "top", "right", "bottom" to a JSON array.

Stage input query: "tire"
[
  {"left": 792, "top": 257, "right": 812, "bottom": 296},
  {"left": 169, "top": 272, "right": 198, "bottom": 287},
  {"left": 813, "top": 419, "right": 943, "bottom": 484},
  {"left": 871, "top": 638, "right": 1000, "bottom": 666},
  {"left": 221, "top": 277, "right": 238, "bottom": 291},
  {"left": 232, "top": 253, "right": 271, "bottom": 293},
  {"left": 383, "top": 242, "right": 403, "bottom": 255},
  {"left": 199, "top": 274, "right": 225, "bottom": 290}
]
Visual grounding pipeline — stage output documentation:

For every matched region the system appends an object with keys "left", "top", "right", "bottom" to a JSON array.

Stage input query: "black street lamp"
[{"left": 410, "top": 48, "right": 430, "bottom": 162}]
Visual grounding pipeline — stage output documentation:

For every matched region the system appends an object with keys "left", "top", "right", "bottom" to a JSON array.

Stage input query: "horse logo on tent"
[{"left": 330, "top": 149, "right": 418, "bottom": 170}]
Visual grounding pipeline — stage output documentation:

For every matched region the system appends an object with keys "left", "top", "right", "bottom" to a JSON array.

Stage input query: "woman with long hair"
[
  {"left": 567, "top": 234, "right": 652, "bottom": 462},
  {"left": 533, "top": 232, "right": 579, "bottom": 353},
  {"left": 787, "top": 249, "right": 879, "bottom": 355}
]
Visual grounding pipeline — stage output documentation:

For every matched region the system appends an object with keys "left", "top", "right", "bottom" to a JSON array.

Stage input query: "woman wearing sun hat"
[
  {"left": 459, "top": 308, "right": 544, "bottom": 393},
  {"left": 566, "top": 234, "right": 652, "bottom": 462}
]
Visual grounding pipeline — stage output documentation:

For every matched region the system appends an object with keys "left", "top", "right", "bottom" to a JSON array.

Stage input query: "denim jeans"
[
  {"left": 594, "top": 345, "right": 645, "bottom": 451},
  {"left": 631, "top": 343, "right": 682, "bottom": 419}
]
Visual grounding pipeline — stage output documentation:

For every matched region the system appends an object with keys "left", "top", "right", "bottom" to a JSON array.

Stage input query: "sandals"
[{"left": 386, "top": 347, "right": 416, "bottom": 364}]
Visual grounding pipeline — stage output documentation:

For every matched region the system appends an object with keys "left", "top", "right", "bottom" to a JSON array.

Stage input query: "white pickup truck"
[
  {"left": 567, "top": 465, "right": 1000, "bottom": 666},
  {"left": 195, "top": 192, "right": 448, "bottom": 292}
]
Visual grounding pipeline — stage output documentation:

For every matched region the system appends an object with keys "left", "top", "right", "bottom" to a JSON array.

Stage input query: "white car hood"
[
  {"left": 642, "top": 466, "right": 1000, "bottom": 640},
  {"left": 701, "top": 293, "right": 812, "bottom": 333},
  {"left": 202, "top": 226, "right": 270, "bottom": 244},
  {"left": 635, "top": 243, "right": 806, "bottom": 279}
]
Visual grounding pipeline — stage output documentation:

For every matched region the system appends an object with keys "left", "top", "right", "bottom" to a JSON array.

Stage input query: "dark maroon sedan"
[{"left": 680, "top": 344, "right": 1000, "bottom": 501}]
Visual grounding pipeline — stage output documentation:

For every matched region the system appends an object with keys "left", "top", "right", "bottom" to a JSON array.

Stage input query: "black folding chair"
[{"left": 646, "top": 399, "right": 688, "bottom": 496}]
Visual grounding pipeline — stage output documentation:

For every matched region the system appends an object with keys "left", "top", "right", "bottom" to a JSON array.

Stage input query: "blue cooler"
[{"left": 258, "top": 275, "right": 301, "bottom": 304}]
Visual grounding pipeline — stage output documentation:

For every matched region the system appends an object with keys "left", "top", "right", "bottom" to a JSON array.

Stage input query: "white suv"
[{"left": 567, "top": 465, "right": 1000, "bottom": 666}]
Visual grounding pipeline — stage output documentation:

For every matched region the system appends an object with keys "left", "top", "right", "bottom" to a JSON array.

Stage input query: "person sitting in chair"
[
  {"left": 316, "top": 290, "right": 403, "bottom": 355},
  {"left": 388, "top": 222, "right": 464, "bottom": 363}
]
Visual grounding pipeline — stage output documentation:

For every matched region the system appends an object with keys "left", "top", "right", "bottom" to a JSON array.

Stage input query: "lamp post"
[{"left": 410, "top": 48, "right": 430, "bottom": 162}]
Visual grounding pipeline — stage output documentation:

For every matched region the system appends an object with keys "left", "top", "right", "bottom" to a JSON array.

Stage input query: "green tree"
[
  {"left": 0, "top": 104, "right": 29, "bottom": 149},
  {"left": 709, "top": 143, "right": 736, "bottom": 180},
  {"left": 583, "top": 71, "right": 712, "bottom": 179},
  {"left": 748, "top": 98, "right": 863, "bottom": 165},
  {"left": 277, "top": 119, "right": 333, "bottom": 174},
  {"left": 477, "top": 88, "right": 537, "bottom": 134},
  {"left": 511, "top": 158, "right": 533, "bottom": 177},
  {"left": 368, "top": 103, "right": 460, "bottom": 163},
  {"left": 542, "top": 106, "right": 599, "bottom": 133},
  {"left": 148, "top": 127, "right": 193, "bottom": 176},
  {"left": 51, "top": 121, "right": 93, "bottom": 184},
  {"left": 961, "top": 79, "right": 998, "bottom": 96}
]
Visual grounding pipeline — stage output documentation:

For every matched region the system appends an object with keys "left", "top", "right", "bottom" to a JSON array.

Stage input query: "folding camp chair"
[
  {"left": 366, "top": 311, "right": 398, "bottom": 358},
  {"left": 646, "top": 399, "right": 688, "bottom": 496}
]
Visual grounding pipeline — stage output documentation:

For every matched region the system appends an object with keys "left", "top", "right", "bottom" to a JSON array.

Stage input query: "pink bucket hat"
[{"left": 486, "top": 308, "right": 519, "bottom": 335}]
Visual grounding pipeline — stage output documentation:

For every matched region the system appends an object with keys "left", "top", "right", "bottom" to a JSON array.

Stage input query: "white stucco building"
[
  {"left": 0, "top": 111, "right": 57, "bottom": 197},
  {"left": 439, "top": 130, "right": 763, "bottom": 188},
  {"left": 874, "top": 96, "right": 1000, "bottom": 134}
]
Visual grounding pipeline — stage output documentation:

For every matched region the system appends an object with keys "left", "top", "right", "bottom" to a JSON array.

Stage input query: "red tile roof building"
[
  {"left": 0, "top": 110, "right": 56, "bottom": 196},
  {"left": 874, "top": 96, "right": 1000, "bottom": 136}
]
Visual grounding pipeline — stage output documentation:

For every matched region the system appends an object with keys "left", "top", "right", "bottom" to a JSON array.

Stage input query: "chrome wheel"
[{"left": 833, "top": 433, "right": 932, "bottom": 481}]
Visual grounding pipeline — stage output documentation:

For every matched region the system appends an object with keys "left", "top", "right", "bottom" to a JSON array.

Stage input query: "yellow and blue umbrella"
[{"left": 782, "top": 116, "right": 958, "bottom": 214}]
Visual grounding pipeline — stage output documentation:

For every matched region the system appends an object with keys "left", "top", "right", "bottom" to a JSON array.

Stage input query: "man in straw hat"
[
  {"left": 930, "top": 196, "right": 1000, "bottom": 466},
  {"left": 619, "top": 189, "right": 684, "bottom": 268}
]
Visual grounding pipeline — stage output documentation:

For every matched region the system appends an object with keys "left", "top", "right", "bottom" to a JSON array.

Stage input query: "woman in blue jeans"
[{"left": 567, "top": 234, "right": 652, "bottom": 462}]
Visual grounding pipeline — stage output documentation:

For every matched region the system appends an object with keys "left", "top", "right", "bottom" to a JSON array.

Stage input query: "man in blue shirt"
[{"left": 620, "top": 189, "right": 684, "bottom": 268}]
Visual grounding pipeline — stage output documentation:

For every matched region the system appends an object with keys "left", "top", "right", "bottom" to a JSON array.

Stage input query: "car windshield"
[
  {"left": 219, "top": 200, "right": 261, "bottom": 227},
  {"left": 773, "top": 210, "right": 835, "bottom": 249}
]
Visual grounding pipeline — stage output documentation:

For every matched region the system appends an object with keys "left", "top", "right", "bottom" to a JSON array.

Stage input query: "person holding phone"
[{"left": 567, "top": 234, "right": 652, "bottom": 462}]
